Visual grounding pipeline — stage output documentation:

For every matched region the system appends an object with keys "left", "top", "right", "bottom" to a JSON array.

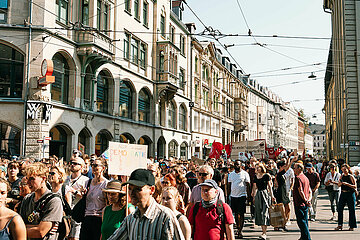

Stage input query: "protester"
[
  {"left": 185, "top": 162, "right": 198, "bottom": 190},
  {"left": 161, "top": 173, "right": 177, "bottom": 188},
  {"left": 208, "top": 158, "right": 222, "bottom": 186},
  {"left": 293, "top": 163, "right": 312, "bottom": 240},
  {"left": 304, "top": 163, "right": 321, "bottom": 221},
  {"left": 101, "top": 180, "right": 135, "bottom": 240},
  {"left": 284, "top": 158, "right": 295, "bottom": 225},
  {"left": 162, "top": 186, "right": 191, "bottom": 240},
  {"left": 247, "top": 157, "right": 258, "bottom": 226},
  {"left": 227, "top": 160, "right": 250, "bottom": 238},
  {"left": 6, "top": 161, "right": 22, "bottom": 210},
  {"left": 335, "top": 164, "right": 357, "bottom": 231},
  {"left": 159, "top": 161, "right": 170, "bottom": 176},
  {"left": 173, "top": 165, "right": 191, "bottom": 208},
  {"left": 108, "top": 169, "right": 184, "bottom": 240},
  {"left": 188, "top": 179, "right": 235, "bottom": 240},
  {"left": 19, "top": 163, "right": 64, "bottom": 240},
  {"left": 251, "top": 163, "right": 275, "bottom": 240},
  {"left": 79, "top": 158, "right": 109, "bottom": 240},
  {"left": 324, "top": 163, "right": 341, "bottom": 220},
  {"left": 82, "top": 156, "right": 93, "bottom": 179}
]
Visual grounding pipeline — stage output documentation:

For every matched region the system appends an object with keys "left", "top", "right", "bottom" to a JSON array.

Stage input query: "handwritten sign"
[
  {"left": 231, "top": 140, "right": 266, "bottom": 160},
  {"left": 108, "top": 142, "right": 148, "bottom": 176}
]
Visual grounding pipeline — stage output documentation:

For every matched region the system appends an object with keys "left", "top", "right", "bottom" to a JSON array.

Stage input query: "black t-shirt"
[
  {"left": 212, "top": 168, "right": 222, "bottom": 185},
  {"left": 276, "top": 170, "right": 286, "bottom": 188},
  {"left": 185, "top": 171, "right": 197, "bottom": 190},
  {"left": 254, "top": 174, "right": 270, "bottom": 191}
]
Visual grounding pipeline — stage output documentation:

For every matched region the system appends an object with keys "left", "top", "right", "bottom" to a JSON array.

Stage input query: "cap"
[
  {"left": 123, "top": 169, "right": 155, "bottom": 187},
  {"left": 199, "top": 179, "right": 219, "bottom": 189},
  {"left": 71, "top": 157, "right": 85, "bottom": 166},
  {"left": 305, "top": 163, "right": 313, "bottom": 168},
  {"left": 102, "top": 180, "right": 126, "bottom": 194}
]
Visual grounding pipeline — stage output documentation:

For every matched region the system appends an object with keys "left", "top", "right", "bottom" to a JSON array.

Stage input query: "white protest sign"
[
  {"left": 231, "top": 140, "right": 266, "bottom": 160},
  {"left": 108, "top": 141, "right": 148, "bottom": 176}
]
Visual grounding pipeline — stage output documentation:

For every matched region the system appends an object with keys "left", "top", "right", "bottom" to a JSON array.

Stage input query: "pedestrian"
[
  {"left": 284, "top": 158, "right": 295, "bottom": 225},
  {"left": 304, "top": 163, "right": 321, "bottom": 221},
  {"left": 354, "top": 170, "right": 360, "bottom": 205},
  {"left": 227, "top": 160, "right": 250, "bottom": 238},
  {"left": 6, "top": 161, "right": 22, "bottom": 210},
  {"left": 324, "top": 163, "right": 341, "bottom": 220},
  {"left": 293, "top": 163, "right": 312, "bottom": 240},
  {"left": 79, "top": 158, "right": 109, "bottom": 240},
  {"left": 185, "top": 162, "right": 198, "bottom": 190},
  {"left": 251, "top": 163, "right": 275, "bottom": 240},
  {"left": 208, "top": 158, "right": 222, "bottom": 186},
  {"left": 335, "top": 164, "right": 357, "bottom": 231},
  {"left": 101, "top": 180, "right": 135, "bottom": 240},
  {"left": 19, "top": 163, "right": 64, "bottom": 240},
  {"left": 162, "top": 186, "right": 191, "bottom": 240},
  {"left": 188, "top": 179, "right": 235, "bottom": 240},
  {"left": 108, "top": 169, "right": 184, "bottom": 240},
  {"left": 172, "top": 166, "right": 191, "bottom": 208}
]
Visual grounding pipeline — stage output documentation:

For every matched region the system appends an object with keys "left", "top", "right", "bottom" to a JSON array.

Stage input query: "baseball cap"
[
  {"left": 199, "top": 179, "right": 219, "bottom": 189},
  {"left": 305, "top": 163, "right": 313, "bottom": 168},
  {"left": 122, "top": 169, "right": 155, "bottom": 187}
]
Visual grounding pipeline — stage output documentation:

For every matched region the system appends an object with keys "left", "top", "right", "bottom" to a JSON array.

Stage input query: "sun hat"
[{"left": 102, "top": 180, "right": 126, "bottom": 194}]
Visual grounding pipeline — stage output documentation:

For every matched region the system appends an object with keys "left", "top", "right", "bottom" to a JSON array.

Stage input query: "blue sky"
[{"left": 183, "top": 0, "right": 331, "bottom": 124}]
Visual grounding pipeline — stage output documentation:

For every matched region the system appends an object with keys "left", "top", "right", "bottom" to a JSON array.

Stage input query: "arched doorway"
[
  {"left": 78, "top": 127, "right": 92, "bottom": 154},
  {"left": 138, "top": 135, "right": 152, "bottom": 157},
  {"left": 95, "top": 130, "right": 112, "bottom": 156},
  {"left": 180, "top": 141, "right": 188, "bottom": 160},
  {"left": 168, "top": 140, "right": 178, "bottom": 158},
  {"left": 0, "top": 122, "right": 21, "bottom": 158},
  {"left": 157, "top": 136, "right": 166, "bottom": 159},
  {"left": 119, "top": 133, "right": 135, "bottom": 144},
  {"left": 49, "top": 126, "right": 68, "bottom": 160}
]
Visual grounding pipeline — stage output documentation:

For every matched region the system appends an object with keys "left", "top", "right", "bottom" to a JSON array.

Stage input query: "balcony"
[
  {"left": 234, "top": 98, "right": 248, "bottom": 132},
  {"left": 75, "top": 29, "right": 114, "bottom": 59}
]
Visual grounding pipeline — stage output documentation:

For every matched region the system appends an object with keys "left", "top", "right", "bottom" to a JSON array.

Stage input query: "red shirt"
[
  {"left": 293, "top": 173, "right": 311, "bottom": 207},
  {"left": 188, "top": 201, "right": 234, "bottom": 240}
]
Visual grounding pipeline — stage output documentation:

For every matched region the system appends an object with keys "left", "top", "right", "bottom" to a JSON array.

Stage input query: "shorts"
[
  {"left": 230, "top": 196, "right": 247, "bottom": 215},
  {"left": 69, "top": 218, "right": 82, "bottom": 238}
]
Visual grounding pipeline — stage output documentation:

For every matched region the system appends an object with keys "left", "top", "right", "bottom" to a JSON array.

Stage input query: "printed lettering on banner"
[{"left": 108, "top": 142, "right": 148, "bottom": 176}]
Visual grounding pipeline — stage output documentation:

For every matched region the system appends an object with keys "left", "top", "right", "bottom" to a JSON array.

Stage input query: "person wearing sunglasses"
[{"left": 79, "top": 158, "right": 109, "bottom": 240}]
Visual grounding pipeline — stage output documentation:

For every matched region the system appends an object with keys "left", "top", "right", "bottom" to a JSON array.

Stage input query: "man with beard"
[{"left": 108, "top": 169, "right": 184, "bottom": 240}]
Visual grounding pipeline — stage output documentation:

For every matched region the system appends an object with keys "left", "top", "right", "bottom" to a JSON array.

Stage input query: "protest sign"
[
  {"left": 231, "top": 140, "right": 266, "bottom": 160},
  {"left": 108, "top": 142, "right": 148, "bottom": 176}
]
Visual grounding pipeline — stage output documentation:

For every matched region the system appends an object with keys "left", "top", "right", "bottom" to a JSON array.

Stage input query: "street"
[{"left": 238, "top": 189, "right": 360, "bottom": 239}]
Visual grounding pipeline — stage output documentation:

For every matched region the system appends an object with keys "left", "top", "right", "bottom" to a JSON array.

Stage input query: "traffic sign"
[{"left": 45, "top": 137, "right": 52, "bottom": 140}]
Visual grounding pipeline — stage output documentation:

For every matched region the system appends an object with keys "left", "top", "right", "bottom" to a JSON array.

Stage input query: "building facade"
[{"left": 309, "top": 123, "right": 326, "bottom": 160}]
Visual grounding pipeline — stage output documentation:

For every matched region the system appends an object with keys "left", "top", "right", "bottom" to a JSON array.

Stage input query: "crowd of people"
[{"left": 0, "top": 150, "right": 358, "bottom": 240}]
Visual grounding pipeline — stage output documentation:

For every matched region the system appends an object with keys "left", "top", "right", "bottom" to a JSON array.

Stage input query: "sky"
[{"left": 183, "top": 0, "right": 331, "bottom": 124}]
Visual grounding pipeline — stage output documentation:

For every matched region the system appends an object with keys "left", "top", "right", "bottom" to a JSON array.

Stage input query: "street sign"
[
  {"left": 340, "top": 143, "right": 344, "bottom": 148},
  {"left": 45, "top": 137, "right": 52, "bottom": 140},
  {"left": 37, "top": 139, "right": 44, "bottom": 143},
  {"left": 345, "top": 143, "right": 349, "bottom": 148}
]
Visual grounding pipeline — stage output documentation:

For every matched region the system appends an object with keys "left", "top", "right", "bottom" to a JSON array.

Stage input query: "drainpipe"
[
  {"left": 22, "top": 0, "right": 33, "bottom": 156},
  {"left": 189, "top": 39, "right": 193, "bottom": 157}
]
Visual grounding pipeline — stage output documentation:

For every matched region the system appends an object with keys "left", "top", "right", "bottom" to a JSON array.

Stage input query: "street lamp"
[{"left": 308, "top": 72, "right": 316, "bottom": 79}]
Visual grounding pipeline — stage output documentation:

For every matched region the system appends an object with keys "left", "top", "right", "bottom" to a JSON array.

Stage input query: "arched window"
[
  {"left": 138, "top": 89, "right": 150, "bottom": 122},
  {"left": 95, "top": 130, "right": 111, "bottom": 156},
  {"left": 50, "top": 126, "right": 68, "bottom": 160},
  {"left": 168, "top": 140, "right": 178, "bottom": 158},
  {"left": 0, "top": 122, "right": 21, "bottom": 157},
  {"left": 0, "top": 43, "right": 24, "bottom": 98},
  {"left": 52, "top": 53, "right": 69, "bottom": 104},
  {"left": 97, "top": 71, "right": 109, "bottom": 113},
  {"left": 180, "top": 142, "right": 188, "bottom": 160},
  {"left": 119, "top": 81, "right": 132, "bottom": 118},
  {"left": 179, "top": 105, "right": 186, "bottom": 131},
  {"left": 168, "top": 101, "right": 176, "bottom": 129}
]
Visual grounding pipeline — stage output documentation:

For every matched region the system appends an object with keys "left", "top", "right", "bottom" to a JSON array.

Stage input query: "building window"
[
  {"left": 104, "top": 4, "right": 109, "bottom": 31},
  {"left": 195, "top": 56, "right": 198, "bottom": 73},
  {"left": 140, "top": 43, "right": 146, "bottom": 68},
  {"left": 125, "top": 0, "right": 131, "bottom": 12},
  {"left": 160, "top": 15, "right": 165, "bottom": 37},
  {"left": 180, "top": 142, "right": 187, "bottom": 160},
  {"left": 134, "top": 0, "right": 139, "bottom": 19},
  {"left": 203, "top": 89, "right": 209, "bottom": 109},
  {"left": 97, "top": 1, "right": 102, "bottom": 30},
  {"left": 170, "top": 26, "right": 175, "bottom": 43},
  {"left": 0, "top": 43, "right": 24, "bottom": 98},
  {"left": 138, "top": 89, "right": 150, "bottom": 122},
  {"left": 55, "top": 0, "right": 68, "bottom": 24},
  {"left": 82, "top": 0, "right": 89, "bottom": 26},
  {"left": 124, "top": 33, "right": 130, "bottom": 59},
  {"left": 96, "top": 72, "right": 109, "bottom": 113},
  {"left": 159, "top": 51, "right": 165, "bottom": 72},
  {"left": 180, "top": 35, "right": 185, "bottom": 55},
  {"left": 143, "top": 1, "right": 148, "bottom": 26},
  {"left": 179, "top": 69, "right": 185, "bottom": 88},
  {"left": 168, "top": 101, "right": 176, "bottom": 128},
  {"left": 95, "top": 131, "right": 110, "bottom": 156},
  {"left": 168, "top": 140, "right": 178, "bottom": 158},
  {"left": 131, "top": 38, "right": 139, "bottom": 64},
  {"left": 194, "top": 83, "right": 198, "bottom": 102},
  {"left": 51, "top": 53, "right": 69, "bottom": 104},
  {"left": 119, "top": 82, "right": 132, "bottom": 118},
  {"left": 179, "top": 105, "right": 186, "bottom": 131}
]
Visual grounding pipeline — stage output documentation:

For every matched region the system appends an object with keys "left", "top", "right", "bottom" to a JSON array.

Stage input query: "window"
[
  {"left": 215, "top": 73, "right": 219, "bottom": 87},
  {"left": 194, "top": 83, "right": 198, "bottom": 102},
  {"left": 168, "top": 140, "right": 178, "bottom": 158},
  {"left": 194, "top": 56, "right": 198, "bottom": 73},
  {"left": 143, "top": 1, "right": 148, "bottom": 26},
  {"left": 55, "top": 0, "right": 68, "bottom": 24},
  {"left": 179, "top": 69, "right": 185, "bottom": 88},
  {"left": 95, "top": 131, "right": 110, "bottom": 156},
  {"left": 0, "top": 43, "right": 24, "bottom": 98},
  {"left": 202, "top": 65, "right": 206, "bottom": 80},
  {"left": 96, "top": 72, "right": 109, "bottom": 113},
  {"left": 125, "top": 0, "right": 131, "bottom": 12},
  {"left": 124, "top": 33, "right": 130, "bottom": 59},
  {"left": 134, "top": 0, "right": 139, "bottom": 19},
  {"left": 82, "top": 0, "right": 89, "bottom": 25},
  {"left": 140, "top": 43, "right": 146, "bottom": 68},
  {"left": 131, "top": 38, "right": 139, "bottom": 64},
  {"left": 104, "top": 4, "right": 109, "bottom": 31},
  {"left": 138, "top": 89, "right": 150, "bottom": 122},
  {"left": 159, "top": 51, "right": 165, "bottom": 72},
  {"left": 179, "top": 105, "right": 186, "bottom": 131},
  {"left": 168, "top": 101, "right": 176, "bottom": 128},
  {"left": 160, "top": 15, "right": 165, "bottom": 37},
  {"left": 51, "top": 53, "right": 69, "bottom": 104},
  {"left": 180, "top": 142, "right": 187, "bottom": 160},
  {"left": 180, "top": 35, "right": 185, "bottom": 55},
  {"left": 170, "top": 26, "right": 175, "bottom": 43},
  {"left": 119, "top": 82, "right": 132, "bottom": 118},
  {"left": 97, "top": 1, "right": 102, "bottom": 30},
  {"left": 203, "top": 89, "right": 209, "bottom": 109}
]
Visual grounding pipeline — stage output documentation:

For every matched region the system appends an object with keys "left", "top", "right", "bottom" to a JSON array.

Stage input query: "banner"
[
  {"left": 108, "top": 142, "right": 148, "bottom": 176},
  {"left": 231, "top": 140, "right": 266, "bottom": 160}
]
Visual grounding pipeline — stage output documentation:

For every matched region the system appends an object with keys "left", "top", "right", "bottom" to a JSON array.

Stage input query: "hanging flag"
[{"left": 225, "top": 143, "right": 232, "bottom": 157}]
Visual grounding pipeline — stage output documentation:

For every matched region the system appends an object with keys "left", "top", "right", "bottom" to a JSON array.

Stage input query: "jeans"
[
  {"left": 337, "top": 191, "right": 357, "bottom": 228},
  {"left": 328, "top": 190, "right": 339, "bottom": 213},
  {"left": 309, "top": 189, "right": 318, "bottom": 219},
  {"left": 294, "top": 205, "right": 311, "bottom": 240}
]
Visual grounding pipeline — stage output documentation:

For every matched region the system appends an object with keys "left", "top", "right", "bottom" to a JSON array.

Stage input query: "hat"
[
  {"left": 102, "top": 180, "right": 126, "bottom": 194},
  {"left": 122, "top": 169, "right": 155, "bottom": 187},
  {"left": 305, "top": 163, "right": 313, "bottom": 168},
  {"left": 71, "top": 157, "right": 85, "bottom": 166},
  {"left": 199, "top": 179, "right": 219, "bottom": 189}
]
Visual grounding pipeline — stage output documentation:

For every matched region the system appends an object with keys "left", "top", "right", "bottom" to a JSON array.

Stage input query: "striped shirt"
[{"left": 108, "top": 197, "right": 185, "bottom": 240}]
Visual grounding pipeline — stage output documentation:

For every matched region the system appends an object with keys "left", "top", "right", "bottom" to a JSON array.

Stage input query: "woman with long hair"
[
  {"left": 251, "top": 163, "right": 275, "bottom": 240},
  {"left": 161, "top": 186, "right": 191, "bottom": 240},
  {"left": 324, "top": 163, "right": 341, "bottom": 220},
  {"left": 172, "top": 166, "right": 191, "bottom": 208},
  {"left": 335, "top": 164, "right": 357, "bottom": 231}
]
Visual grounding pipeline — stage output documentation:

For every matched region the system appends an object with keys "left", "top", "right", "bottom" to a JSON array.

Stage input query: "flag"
[
  {"left": 101, "top": 148, "right": 109, "bottom": 160},
  {"left": 225, "top": 143, "right": 232, "bottom": 157},
  {"left": 266, "top": 147, "right": 275, "bottom": 159},
  {"left": 209, "top": 141, "right": 224, "bottom": 159}
]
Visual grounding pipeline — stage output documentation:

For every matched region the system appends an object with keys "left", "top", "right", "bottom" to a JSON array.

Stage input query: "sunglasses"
[
  {"left": 91, "top": 164, "right": 103, "bottom": 168},
  {"left": 70, "top": 162, "right": 81, "bottom": 166},
  {"left": 199, "top": 172, "right": 209, "bottom": 177},
  {"left": 162, "top": 181, "right": 170, "bottom": 185},
  {"left": 49, "top": 172, "right": 56, "bottom": 176},
  {"left": 27, "top": 176, "right": 36, "bottom": 182}
]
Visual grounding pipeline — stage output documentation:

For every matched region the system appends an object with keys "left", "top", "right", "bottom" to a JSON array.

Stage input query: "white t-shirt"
[
  {"left": 324, "top": 171, "right": 341, "bottom": 191},
  {"left": 284, "top": 168, "right": 295, "bottom": 193},
  {"left": 228, "top": 170, "right": 250, "bottom": 197},
  {"left": 64, "top": 174, "right": 89, "bottom": 208}
]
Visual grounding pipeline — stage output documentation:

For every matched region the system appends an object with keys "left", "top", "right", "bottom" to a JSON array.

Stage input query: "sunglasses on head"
[
  {"left": 199, "top": 172, "right": 209, "bottom": 177},
  {"left": 91, "top": 164, "right": 103, "bottom": 168}
]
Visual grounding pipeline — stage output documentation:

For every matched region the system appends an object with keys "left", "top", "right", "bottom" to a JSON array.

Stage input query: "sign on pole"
[
  {"left": 231, "top": 140, "right": 266, "bottom": 160},
  {"left": 108, "top": 141, "right": 148, "bottom": 176}
]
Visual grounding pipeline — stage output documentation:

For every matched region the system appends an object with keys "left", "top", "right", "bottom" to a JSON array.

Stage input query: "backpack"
[{"left": 192, "top": 200, "right": 225, "bottom": 237}]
